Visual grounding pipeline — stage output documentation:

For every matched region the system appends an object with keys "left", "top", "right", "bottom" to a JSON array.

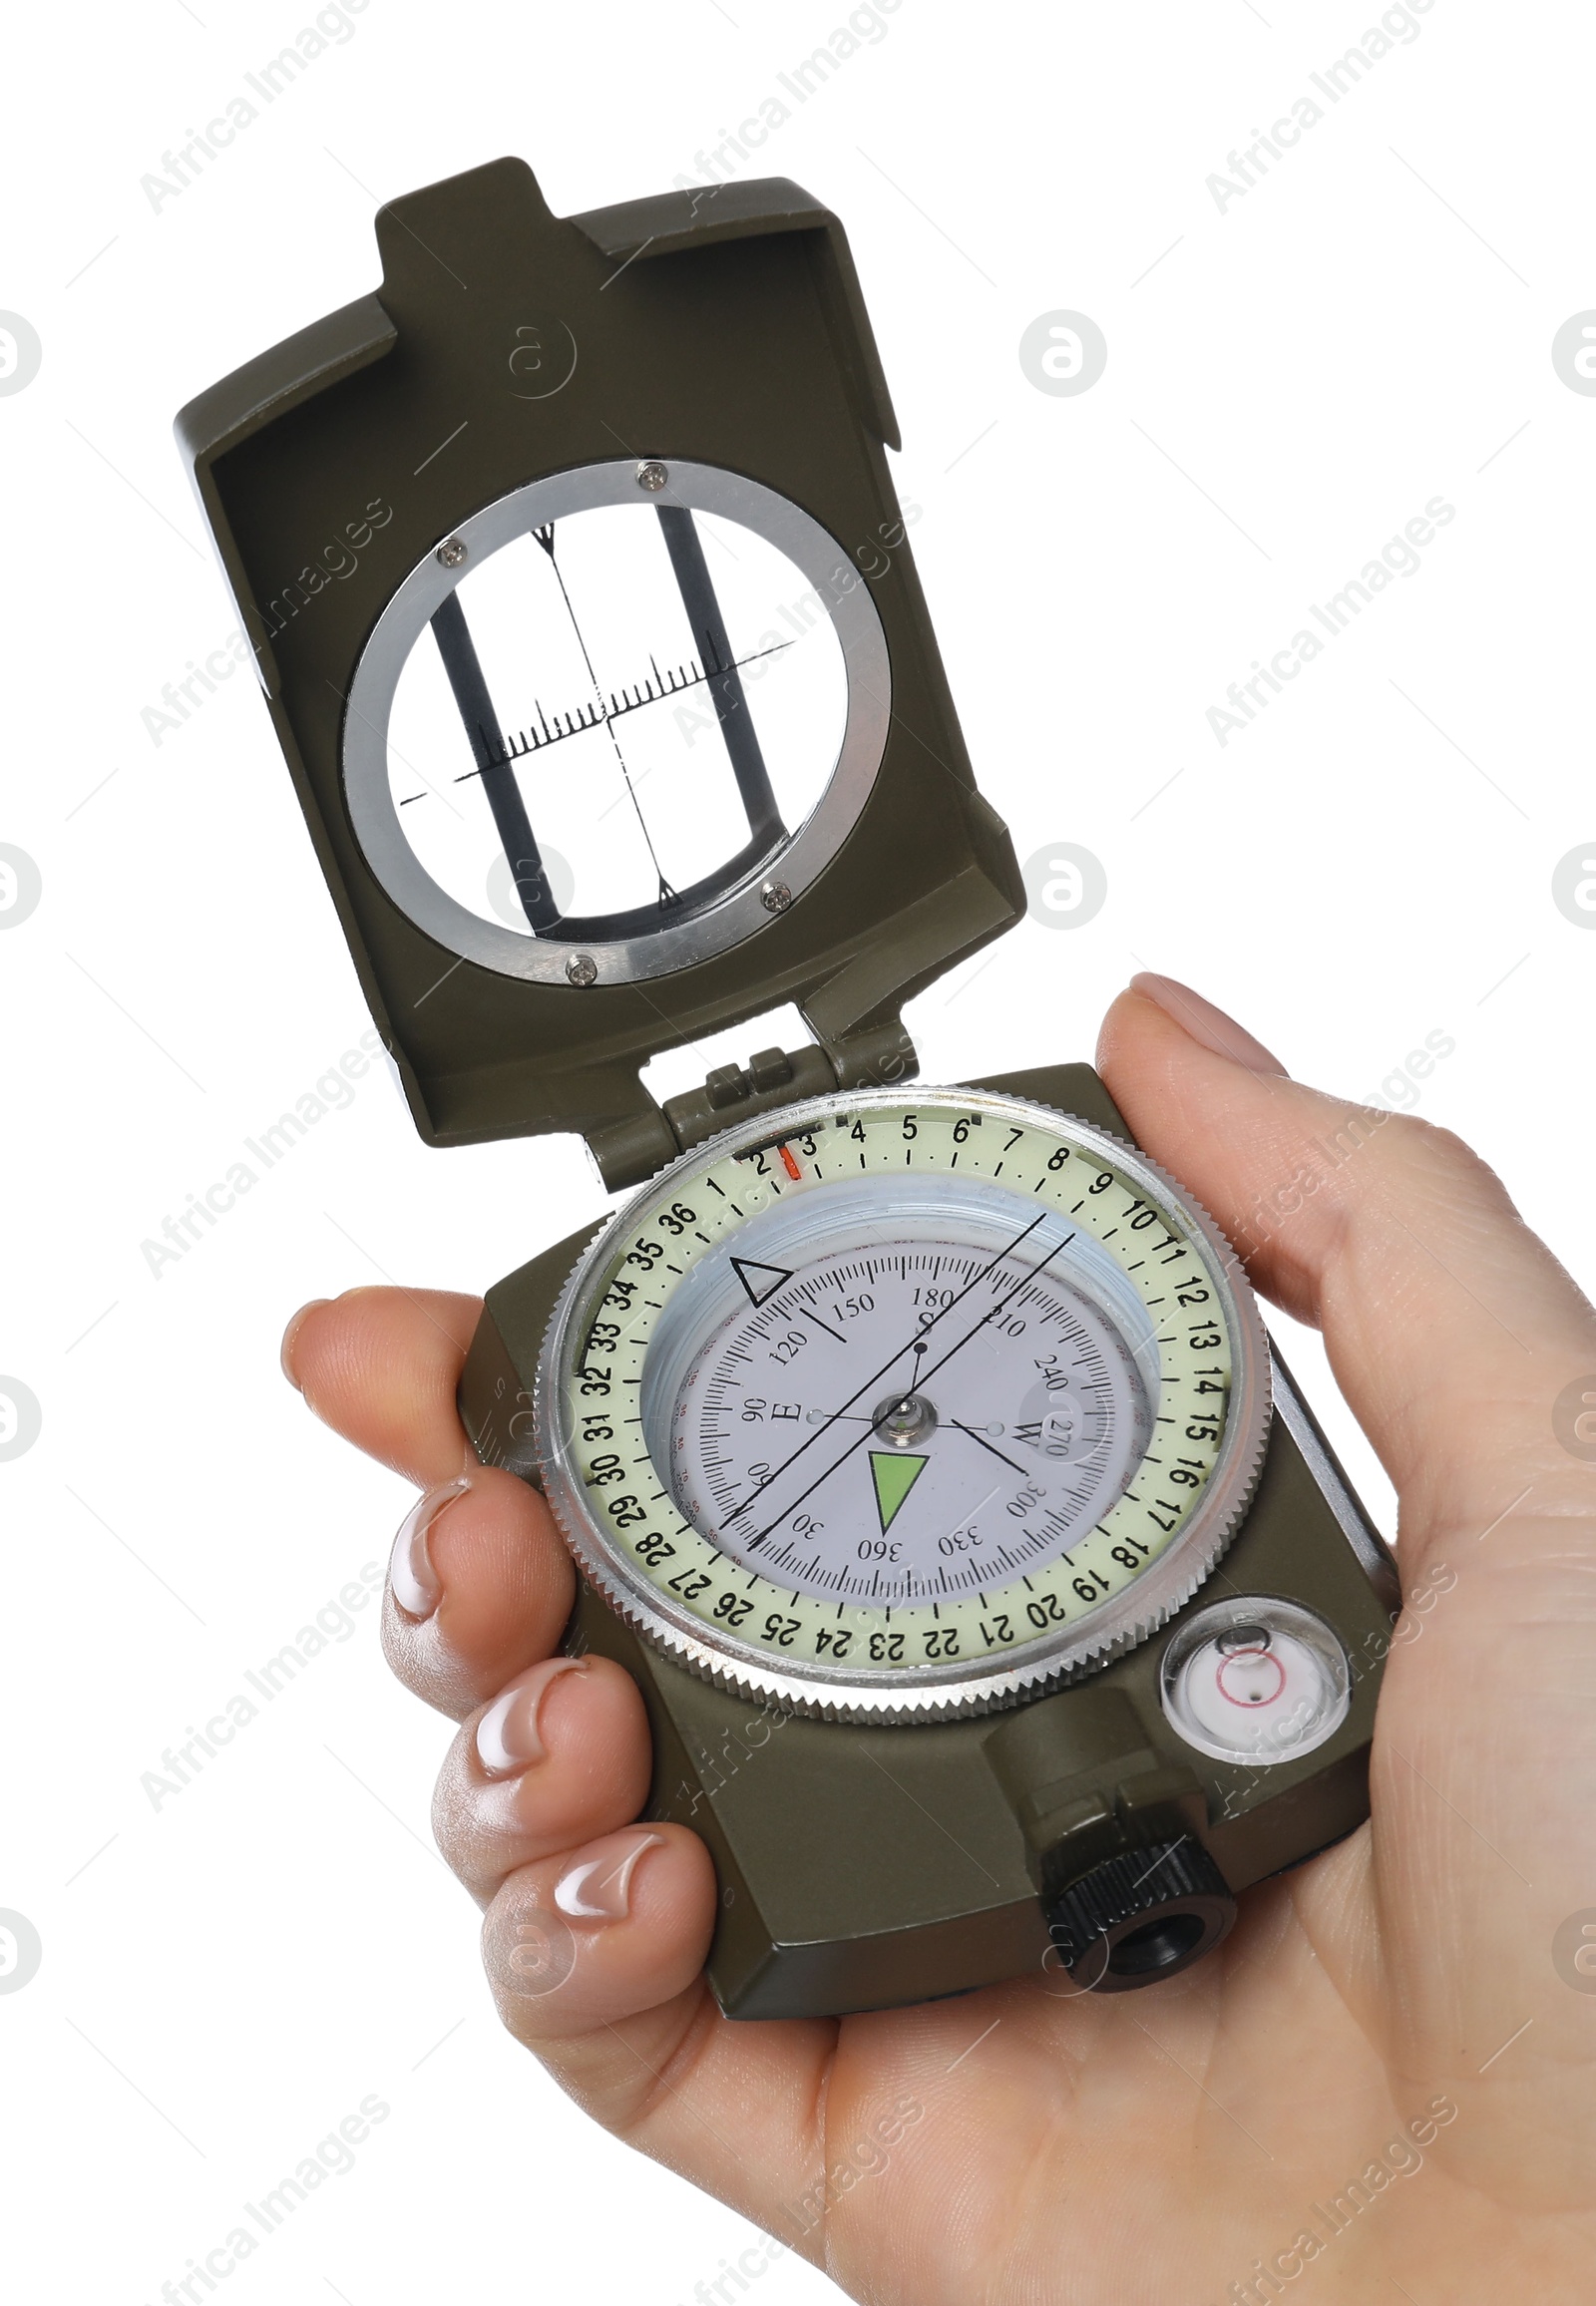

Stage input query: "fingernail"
[
  {"left": 554, "top": 1830, "right": 664, "bottom": 1925},
  {"left": 280, "top": 1299, "right": 330, "bottom": 1390},
  {"left": 389, "top": 1476, "right": 471, "bottom": 1621},
  {"left": 1130, "top": 972, "right": 1289, "bottom": 1077},
  {"left": 475, "top": 1657, "right": 590, "bottom": 1778}
]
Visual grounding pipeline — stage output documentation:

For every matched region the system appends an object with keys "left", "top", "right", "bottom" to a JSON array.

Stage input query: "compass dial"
[
  {"left": 539, "top": 1089, "right": 1271, "bottom": 1721},
  {"left": 669, "top": 1238, "right": 1153, "bottom": 1606}
]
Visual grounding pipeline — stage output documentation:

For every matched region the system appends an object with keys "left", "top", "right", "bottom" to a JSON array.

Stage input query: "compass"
[
  {"left": 542, "top": 1089, "right": 1270, "bottom": 1721},
  {"left": 179, "top": 156, "right": 1398, "bottom": 2014}
]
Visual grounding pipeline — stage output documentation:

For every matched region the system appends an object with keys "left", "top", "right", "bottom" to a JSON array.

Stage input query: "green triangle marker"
[{"left": 870, "top": 1450, "right": 929, "bottom": 1534}]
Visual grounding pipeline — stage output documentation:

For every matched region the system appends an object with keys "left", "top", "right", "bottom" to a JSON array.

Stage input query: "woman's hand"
[{"left": 281, "top": 976, "right": 1596, "bottom": 2303}]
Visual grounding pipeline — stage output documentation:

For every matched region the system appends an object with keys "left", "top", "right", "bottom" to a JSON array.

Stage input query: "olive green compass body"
[{"left": 179, "top": 157, "right": 1397, "bottom": 2016}]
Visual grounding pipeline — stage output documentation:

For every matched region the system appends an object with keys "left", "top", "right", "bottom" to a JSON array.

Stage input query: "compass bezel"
[
  {"left": 341, "top": 457, "right": 891, "bottom": 987},
  {"left": 536, "top": 1087, "right": 1273, "bottom": 1723}
]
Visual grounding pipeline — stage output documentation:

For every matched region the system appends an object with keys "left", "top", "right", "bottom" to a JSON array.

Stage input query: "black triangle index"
[{"left": 731, "top": 1256, "right": 794, "bottom": 1308}]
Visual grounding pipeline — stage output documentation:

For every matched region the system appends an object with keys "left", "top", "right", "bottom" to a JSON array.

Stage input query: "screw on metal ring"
[
  {"left": 435, "top": 537, "right": 468, "bottom": 568},
  {"left": 635, "top": 460, "right": 669, "bottom": 493},
  {"left": 759, "top": 880, "right": 792, "bottom": 914},
  {"left": 566, "top": 952, "right": 598, "bottom": 986}
]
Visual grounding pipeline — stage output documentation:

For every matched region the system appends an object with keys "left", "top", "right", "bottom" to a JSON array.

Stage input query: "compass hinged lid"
[{"left": 176, "top": 157, "right": 1023, "bottom": 1187}]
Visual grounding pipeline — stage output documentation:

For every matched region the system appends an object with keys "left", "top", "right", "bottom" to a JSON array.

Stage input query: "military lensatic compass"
[{"left": 180, "top": 158, "right": 1397, "bottom": 2016}]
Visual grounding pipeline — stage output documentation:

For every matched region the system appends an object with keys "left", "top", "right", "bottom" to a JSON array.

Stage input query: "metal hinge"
[{"left": 588, "top": 1014, "right": 918, "bottom": 1193}]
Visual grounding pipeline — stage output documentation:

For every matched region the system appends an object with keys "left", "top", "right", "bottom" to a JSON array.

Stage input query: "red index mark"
[{"left": 778, "top": 1144, "right": 802, "bottom": 1181}]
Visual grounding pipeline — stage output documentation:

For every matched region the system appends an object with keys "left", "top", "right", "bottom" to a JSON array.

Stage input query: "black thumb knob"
[{"left": 1044, "top": 1839, "right": 1235, "bottom": 1993}]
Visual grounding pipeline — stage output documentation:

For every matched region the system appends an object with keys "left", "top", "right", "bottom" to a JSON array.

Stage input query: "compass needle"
[{"left": 871, "top": 1450, "right": 928, "bottom": 1533}]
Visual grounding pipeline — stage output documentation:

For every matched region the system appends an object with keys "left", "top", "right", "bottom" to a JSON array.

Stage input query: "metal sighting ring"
[{"left": 341, "top": 459, "right": 892, "bottom": 987}]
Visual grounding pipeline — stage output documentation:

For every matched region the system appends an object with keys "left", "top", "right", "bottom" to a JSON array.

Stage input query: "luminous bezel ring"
[
  {"left": 340, "top": 459, "right": 891, "bottom": 985},
  {"left": 536, "top": 1087, "right": 1272, "bottom": 1723}
]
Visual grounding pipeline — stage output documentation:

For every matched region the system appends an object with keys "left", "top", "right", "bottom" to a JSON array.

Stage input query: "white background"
[{"left": 3, "top": 2, "right": 1594, "bottom": 2300}]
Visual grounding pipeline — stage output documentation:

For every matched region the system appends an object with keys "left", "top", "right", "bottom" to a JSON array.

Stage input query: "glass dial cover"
[{"left": 538, "top": 1089, "right": 1271, "bottom": 1721}]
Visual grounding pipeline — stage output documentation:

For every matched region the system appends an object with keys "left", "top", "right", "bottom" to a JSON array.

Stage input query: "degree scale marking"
[{"left": 563, "top": 1103, "right": 1235, "bottom": 1678}]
